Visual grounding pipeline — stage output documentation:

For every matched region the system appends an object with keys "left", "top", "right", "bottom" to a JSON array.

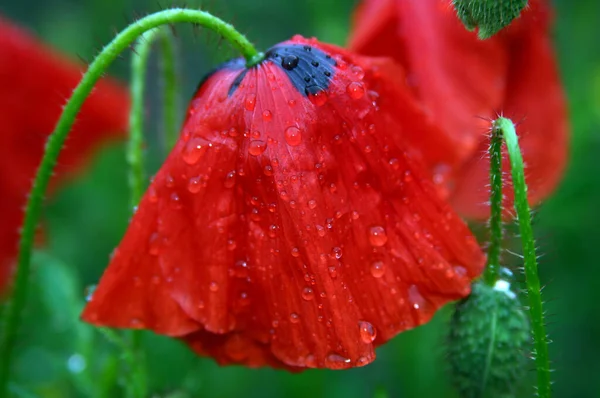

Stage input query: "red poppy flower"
[
  {"left": 0, "top": 16, "right": 130, "bottom": 294},
  {"left": 349, "top": 0, "right": 568, "bottom": 219},
  {"left": 82, "top": 36, "right": 485, "bottom": 369}
]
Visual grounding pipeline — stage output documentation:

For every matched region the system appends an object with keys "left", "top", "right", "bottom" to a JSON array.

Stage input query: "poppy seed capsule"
[
  {"left": 447, "top": 282, "right": 530, "bottom": 397},
  {"left": 82, "top": 35, "right": 485, "bottom": 370},
  {"left": 452, "top": 0, "right": 528, "bottom": 39}
]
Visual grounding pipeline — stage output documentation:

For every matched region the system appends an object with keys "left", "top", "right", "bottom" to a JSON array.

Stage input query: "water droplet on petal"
[
  {"left": 148, "top": 186, "right": 158, "bottom": 203},
  {"left": 224, "top": 171, "right": 236, "bottom": 188},
  {"left": 285, "top": 126, "right": 302, "bottom": 146},
  {"left": 148, "top": 233, "right": 161, "bottom": 255},
  {"left": 182, "top": 137, "right": 209, "bottom": 165},
  {"left": 302, "top": 287, "right": 315, "bottom": 301},
  {"left": 187, "top": 175, "right": 206, "bottom": 193},
  {"left": 346, "top": 82, "right": 365, "bottom": 99},
  {"left": 355, "top": 356, "right": 369, "bottom": 366},
  {"left": 289, "top": 312, "right": 300, "bottom": 323},
  {"left": 408, "top": 284, "right": 425, "bottom": 310},
  {"left": 248, "top": 140, "right": 267, "bottom": 156},
  {"left": 358, "top": 320, "right": 377, "bottom": 343},
  {"left": 332, "top": 247, "right": 343, "bottom": 259},
  {"left": 291, "top": 247, "right": 300, "bottom": 258},
  {"left": 232, "top": 260, "right": 248, "bottom": 278},
  {"left": 307, "top": 199, "right": 317, "bottom": 209},
  {"left": 308, "top": 90, "right": 328, "bottom": 106},
  {"left": 370, "top": 261, "right": 385, "bottom": 278},
  {"left": 281, "top": 55, "right": 299, "bottom": 70},
  {"left": 326, "top": 353, "right": 351, "bottom": 366},
  {"left": 350, "top": 65, "right": 365, "bottom": 80},
  {"left": 368, "top": 226, "right": 388, "bottom": 247},
  {"left": 244, "top": 94, "right": 256, "bottom": 111},
  {"left": 170, "top": 192, "right": 182, "bottom": 209},
  {"left": 209, "top": 281, "right": 219, "bottom": 292},
  {"left": 262, "top": 110, "right": 272, "bottom": 121}
]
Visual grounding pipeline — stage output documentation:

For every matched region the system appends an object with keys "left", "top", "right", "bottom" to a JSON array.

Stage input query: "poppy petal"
[
  {"left": 0, "top": 16, "right": 130, "bottom": 294},
  {"left": 348, "top": 0, "right": 568, "bottom": 219},
  {"left": 82, "top": 37, "right": 485, "bottom": 369}
]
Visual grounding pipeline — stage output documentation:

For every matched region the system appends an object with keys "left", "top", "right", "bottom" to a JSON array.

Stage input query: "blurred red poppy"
[
  {"left": 349, "top": 0, "right": 568, "bottom": 219},
  {"left": 0, "top": 16, "right": 130, "bottom": 294},
  {"left": 82, "top": 36, "right": 485, "bottom": 369}
]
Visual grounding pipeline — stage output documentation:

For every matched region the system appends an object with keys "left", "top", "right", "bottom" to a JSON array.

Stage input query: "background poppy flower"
[
  {"left": 0, "top": 16, "right": 130, "bottom": 295},
  {"left": 82, "top": 36, "right": 485, "bottom": 370},
  {"left": 348, "top": 0, "right": 568, "bottom": 219}
]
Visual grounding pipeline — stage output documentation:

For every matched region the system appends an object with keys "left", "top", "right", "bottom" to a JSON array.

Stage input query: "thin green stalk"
[
  {"left": 491, "top": 117, "right": 551, "bottom": 398},
  {"left": 0, "top": 9, "right": 260, "bottom": 395},
  {"left": 159, "top": 32, "right": 179, "bottom": 149},
  {"left": 484, "top": 123, "right": 504, "bottom": 285},
  {"left": 128, "top": 27, "right": 179, "bottom": 209},
  {"left": 126, "top": 26, "right": 178, "bottom": 396}
]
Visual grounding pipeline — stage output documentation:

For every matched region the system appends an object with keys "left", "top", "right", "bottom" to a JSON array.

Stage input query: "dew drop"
[
  {"left": 209, "top": 281, "right": 219, "bottom": 292},
  {"left": 302, "top": 287, "right": 315, "bottom": 301},
  {"left": 307, "top": 199, "right": 317, "bottom": 209},
  {"left": 248, "top": 140, "right": 267, "bottom": 156},
  {"left": 328, "top": 266, "right": 337, "bottom": 278},
  {"left": 308, "top": 90, "right": 328, "bottom": 107},
  {"left": 224, "top": 171, "right": 236, "bottom": 188},
  {"left": 346, "top": 82, "right": 365, "bottom": 99},
  {"left": 291, "top": 247, "right": 300, "bottom": 258},
  {"left": 181, "top": 137, "right": 209, "bottom": 165},
  {"left": 332, "top": 247, "right": 343, "bottom": 259},
  {"left": 148, "top": 186, "right": 158, "bottom": 203},
  {"left": 355, "top": 356, "right": 369, "bottom": 367},
  {"left": 326, "top": 353, "right": 351, "bottom": 366},
  {"left": 289, "top": 312, "right": 300, "bottom": 323},
  {"left": 285, "top": 126, "right": 302, "bottom": 146},
  {"left": 368, "top": 226, "right": 388, "bottom": 247},
  {"left": 370, "top": 261, "right": 385, "bottom": 278},
  {"left": 350, "top": 65, "right": 365, "bottom": 80},
  {"left": 316, "top": 225, "right": 326, "bottom": 237},
  {"left": 389, "top": 158, "right": 400, "bottom": 170},
  {"left": 170, "top": 192, "right": 182, "bottom": 209},
  {"left": 358, "top": 320, "right": 377, "bottom": 343},
  {"left": 408, "top": 284, "right": 425, "bottom": 310},
  {"left": 244, "top": 94, "right": 256, "bottom": 111},
  {"left": 187, "top": 175, "right": 206, "bottom": 193},
  {"left": 262, "top": 110, "right": 273, "bottom": 121},
  {"left": 281, "top": 55, "right": 299, "bottom": 70},
  {"left": 148, "top": 233, "right": 161, "bottom": 256},
  {"left": 232, "top": 260, "right": 249, "bottom": 278}
]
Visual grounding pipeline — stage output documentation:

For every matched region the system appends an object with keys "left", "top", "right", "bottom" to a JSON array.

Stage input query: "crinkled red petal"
[
  {"left": 349, "top": 0, "right": 568, "bottom": 219},
  {"left": 82, "top": 37, "right": 485, "bottom": 370}
]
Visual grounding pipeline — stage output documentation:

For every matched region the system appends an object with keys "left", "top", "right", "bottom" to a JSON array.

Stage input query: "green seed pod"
[
  {"left": 447, "top": 281, "right": 530, "bottom": 398},
  {"left": 452, "top": 0, "right": 528, "bottom": 39}
]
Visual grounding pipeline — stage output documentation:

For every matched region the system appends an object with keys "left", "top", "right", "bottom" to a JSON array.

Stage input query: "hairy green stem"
[
  {"left": 484, "top": 124, "right": 504, "bottom": 285},
  {"left": 128, "top": 26, "right": 180, "bottom": 210},
  {"left": 0, "top": 9, "right": 259, "bottom": 395},
  {"left": 490, "top": 117, "right": 551, "bottom": 398},
  {"left": 158, "top": 31, "right": 180, "bottom": 149}
]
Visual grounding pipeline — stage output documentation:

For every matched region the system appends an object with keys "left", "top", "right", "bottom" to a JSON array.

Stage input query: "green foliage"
[
  {"left": 447, "top": 283, "right": 530, "bottom": 398},
  {"left": 453, "top": 0, "right": 528, "bottom": 39}
]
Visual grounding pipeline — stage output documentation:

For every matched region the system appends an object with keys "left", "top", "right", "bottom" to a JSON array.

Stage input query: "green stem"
[
  {"left": 491, "top": 117, "right": 551, "bottom": 398},
  {"left": 128, "top": 26, "right": 180, "bottom": 209},
  {"left": 483, "top": 123, "right": 504, "bottom": 285},
  {"left": 0, "top": 8, "right": 259, "bottom": 395},
  {"left": 158, "top": 32, "right": 180, "bottom": 149}
]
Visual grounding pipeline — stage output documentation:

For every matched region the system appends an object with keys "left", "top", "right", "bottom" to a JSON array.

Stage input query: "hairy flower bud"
[
  {"left": 447, "top": 281, "right": 530, "bottom": 397},
  {"left": 453, "top": 0, "right": 528, "bottom": 39}
]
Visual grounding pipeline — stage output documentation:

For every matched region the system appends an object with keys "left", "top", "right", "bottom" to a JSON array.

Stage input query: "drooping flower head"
[
  {"left": 0, "top": 16, "right": 130, "bottom": 294},
  {"left": 349, "top": 0, "right": 568, "bottom": 218},
  {"left": 82, "top": 36, "right": 485, "bottom": 369}
]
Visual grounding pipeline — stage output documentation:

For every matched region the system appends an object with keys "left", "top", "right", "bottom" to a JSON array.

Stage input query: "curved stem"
[
  {"left": 0, "top": 9, "right": 260, "bottom": 394},
  {"left": 484, "top": 123, "right": 504, "bottom": 285},
  {"left": 158, "top": 32, "right": 179, "bottom": 150},
  {"left": 491, "top": 117, "right": 551, "bottom": 398}
]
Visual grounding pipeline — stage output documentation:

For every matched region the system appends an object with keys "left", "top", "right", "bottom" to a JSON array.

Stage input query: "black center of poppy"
[
  {"left": 265, "top": 44, "right": 337, "bottom": 96},
  {"left": 226, "top": 44, "right": 337, "bottom": 97}
]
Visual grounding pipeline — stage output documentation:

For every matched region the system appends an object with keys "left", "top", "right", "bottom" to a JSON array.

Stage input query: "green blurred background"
[{"left": 1, "top": 0, "right": 599, "bottom": 397}]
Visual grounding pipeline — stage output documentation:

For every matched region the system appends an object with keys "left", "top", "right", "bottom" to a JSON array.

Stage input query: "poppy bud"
[
  {"left": 82, "top": 35, "right": 485, "bottom": 369},
  {"left": 447, "top": 281, "right": 530, "bottom": 397},
  {"left": 453, "top": 0, "right": 529, "bottom": 39}
]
